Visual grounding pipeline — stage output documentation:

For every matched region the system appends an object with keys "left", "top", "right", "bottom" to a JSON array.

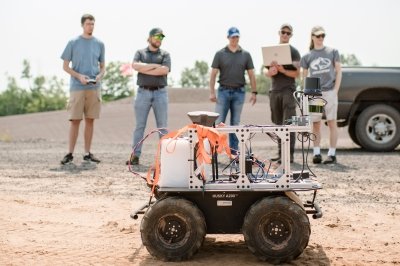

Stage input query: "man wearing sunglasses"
[
  {"left": 127, "top": 28, "right": 171, "bottom": 165},
  {"left": 264, "top": 23, "right": 301, "bottom": 164},
  {"left": 209, "top": 26, "right": 257, "bottom": 156},
  {"left": 300, "top": 26, "right": 342, "bottom": 164}
]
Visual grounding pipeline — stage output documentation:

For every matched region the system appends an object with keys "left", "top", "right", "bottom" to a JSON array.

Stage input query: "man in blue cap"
[
  {"left": 127, "top": 27, "right": 171, "bottom": 165},
  {"left": 209, "top": 27, "right": 257, "bottom": 156}
]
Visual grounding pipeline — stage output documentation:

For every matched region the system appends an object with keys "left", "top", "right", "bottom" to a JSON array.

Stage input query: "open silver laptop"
[{"left": 261, "top": 44, "right": 292, "bottom": 66}]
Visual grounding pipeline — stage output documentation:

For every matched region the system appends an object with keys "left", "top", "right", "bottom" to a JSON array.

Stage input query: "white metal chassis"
[{"left": 159, "top": 121, "right": 322, "bottom": 192}]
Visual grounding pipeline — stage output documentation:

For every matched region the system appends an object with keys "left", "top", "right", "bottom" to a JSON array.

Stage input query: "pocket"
[
  {"left": 97, "top": 88, "right": 102, "bottom": 102},
  {"left": 66, "top": 96, "right": 75, "bottom": 110}
]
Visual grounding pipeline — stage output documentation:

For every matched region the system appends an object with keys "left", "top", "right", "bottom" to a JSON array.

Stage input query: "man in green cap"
[{"left": 127, "top": 27, "right": 171, "bottom": 165}]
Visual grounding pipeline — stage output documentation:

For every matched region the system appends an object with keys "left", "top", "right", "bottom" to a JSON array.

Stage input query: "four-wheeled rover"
[{"left": 130, "top": 78, "right": 324, "bottom": 264}]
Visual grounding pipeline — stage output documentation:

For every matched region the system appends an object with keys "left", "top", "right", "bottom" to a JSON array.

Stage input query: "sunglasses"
[
  {"left": 313, "top": 34, "right": 326, "bottom": 39},
  {"left": 153, "top": 34, "right": 164, "bottom": 41},
  {"left": 280, "top": 31, "right": 292, "bottom": 36}
]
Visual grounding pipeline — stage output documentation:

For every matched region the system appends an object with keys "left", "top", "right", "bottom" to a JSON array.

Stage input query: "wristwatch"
[{"left": 252, "top": 91, "right": 258, "bottom": 95}]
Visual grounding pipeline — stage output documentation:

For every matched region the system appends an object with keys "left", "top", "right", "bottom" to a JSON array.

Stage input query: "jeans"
[
  {"left": 215, "top": 86, "right": 245, "bottom": 154},
  {"left": 132, "top": 87, "right": 168, "bottom": 156}
]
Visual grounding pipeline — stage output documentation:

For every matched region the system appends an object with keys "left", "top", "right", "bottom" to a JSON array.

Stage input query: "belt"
[
  {"left": 140, "top": 86, "right": 165, "bottom": 91},
  {"left": 220, "top": 84, "right": 243, "bottom": 89}
]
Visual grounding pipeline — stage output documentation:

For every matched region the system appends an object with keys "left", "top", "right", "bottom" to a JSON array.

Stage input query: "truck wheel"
[
  {"left": 348, "top": 121, "right": 360, "bottom": 146},
  {"left": 242, "top": 196, "right": 310, "bottom": 264},
  {"left": 355, "top": 104, "right": 400, "bottom": 151},
  {"left": 140, "top": 197, "right": 206, "bottom": 261}
]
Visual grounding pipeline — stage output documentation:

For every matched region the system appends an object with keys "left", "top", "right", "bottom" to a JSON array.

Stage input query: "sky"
[{"left": 1, "top": 0, "right": 399, "bottom": 90}]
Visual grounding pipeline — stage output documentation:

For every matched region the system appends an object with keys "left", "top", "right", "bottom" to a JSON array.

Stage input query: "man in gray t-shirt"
[
  {"left": 60, "top": 14, "right": 105, "bottom": 165},
  {"left": 264, "top": 23, "right": 300, "bottom": 163}
]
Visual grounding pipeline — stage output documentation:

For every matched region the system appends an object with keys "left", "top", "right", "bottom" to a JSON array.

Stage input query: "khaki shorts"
[
  {"left": 311, "top": 90, "right": 338, "bottom": 122},
  {"left": 67, "top": 89, "right": 101, "bottom": 120}
]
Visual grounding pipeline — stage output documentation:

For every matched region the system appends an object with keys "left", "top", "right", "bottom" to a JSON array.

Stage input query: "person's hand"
[
  {"left": 78, "top": 74, "right": 89, "bottom": 85},
  {"left": 276, "top": 65, "right": 286, "bottom": 74},
  {"left": 249, "top": 93, "right": 256, "bottom": 106},
  {"left": 268, "top": 66, "right": 278, "bottom": 76},
  {"left": 95, "top": 74, "right": 102, "bottom": 82},
  {"left": 209, "top": 91, "right": 217, "bottom": 102}
]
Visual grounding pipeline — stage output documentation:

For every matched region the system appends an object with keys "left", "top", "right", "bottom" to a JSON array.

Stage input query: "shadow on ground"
[
  {"left": 133, "top": 237, "right": 330, "bottom": 266},
  {"left": 49, "top": 162, "right": 98, "bottom": 174}
]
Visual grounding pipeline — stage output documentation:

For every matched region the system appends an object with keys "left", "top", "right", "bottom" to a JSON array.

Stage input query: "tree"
[
  {"left": 25, "top": 75, "right": 67, "bottom": 113},
  {"left": 102, "top": 61, "right": 133, "bottom": 101},
  {"left": 0, "top": 77, "right": 30, "bottom": 115},
  {"left": 340, "top": 54, "right": 362, "bottom": 66},
  {"left": 0, "top": 60, "right": 67, "bottom": 116},
  {"left": 180, "top": 60, "right": 209, "bottom": 88}
]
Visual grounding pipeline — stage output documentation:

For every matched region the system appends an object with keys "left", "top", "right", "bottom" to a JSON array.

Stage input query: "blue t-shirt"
[{"left": 61, "top": 36, "right": 105, "bottom": 91}]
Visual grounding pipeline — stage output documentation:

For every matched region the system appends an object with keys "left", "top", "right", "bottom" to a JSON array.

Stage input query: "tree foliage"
[
  {"left": 180, "top": 60, "right": 209, "bottom": 88},
  {"left": 102, "top": 61, "right": 133, "bottom": 101},
  {"left": 341, "top": 54, "right": 362, "bottom": 66},
  {"left": 0, "top": 60, "right": 135, "bottom": 116},
  {"left": 0, "top": 60, "right": 67, "bottom": 116},
  {"left": 0, "top": 77, "right": 31, "bottom": 116}
]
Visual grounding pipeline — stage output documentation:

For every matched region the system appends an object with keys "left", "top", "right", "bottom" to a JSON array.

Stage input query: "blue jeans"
[
  {"left": 132, "top": 87, "right": 168, "bottom": 156},
  {"left": 215, "top": 86, "right": 245, "bottom": 154}
]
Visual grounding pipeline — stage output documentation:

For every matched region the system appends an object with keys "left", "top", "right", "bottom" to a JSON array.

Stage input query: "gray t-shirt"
[
  {"left": 270, "top": 45, "right": 301, "bottom": 91},
  {"left": 133, "top": 47, "right": 171, "bottom": 87},
  {"left": 300, "top": 46, "right": 340, "bottom": 91},
  {"left": 211, "top": 46, "right": 254, "bottom": 87},
  {"left": 61, "top": 36, "right": 105, "bottom": 91}
]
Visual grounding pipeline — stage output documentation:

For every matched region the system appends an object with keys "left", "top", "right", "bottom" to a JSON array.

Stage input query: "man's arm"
[
  {"left": 276, "top": 61, "right": 300, "bottom": 78},
  {"left": 301, "top": 68, "right": 308, "bottom": 79},
  {"left": 63, "top": 60, "right": 88, "bottom": 85},
  {"left": 264, "top": 63, "right": 278, "bottom": 77},
  {"left": 132, "top": 62, "right": 169, "bottom": 76},
  {"left": 333, "top": 62, "right": 342, "bottom": 93},
  {"left": 209, "top": 68, "right": 219, "bottom": 102},
  {"left": 96, "top": 62, "right": 105, "bottom": 82},
  {"left": 141, "top": 65, "right": 170, "bottom": 76},
  {"left": 247, "top": 69, "right": 257, "bottom": 105},
  {"left": 300, "top": 68, "right": 308, "bottom": 90}
]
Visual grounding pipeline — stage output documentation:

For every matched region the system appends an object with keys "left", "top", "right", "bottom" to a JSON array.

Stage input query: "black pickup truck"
[{"left": 338, "top": 67, "right": 400, "bottom": 151}]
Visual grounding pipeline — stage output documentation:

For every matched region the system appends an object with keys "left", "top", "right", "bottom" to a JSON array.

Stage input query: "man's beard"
[{"left": 150, "top": 41, "right": 160, "bottom": 49}]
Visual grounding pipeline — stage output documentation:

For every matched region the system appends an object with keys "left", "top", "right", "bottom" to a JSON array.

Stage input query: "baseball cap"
[
  {"left": 280, "top": 23, "right": 293, "bottom": 32},
  {"left": 311, "top": 26, "right": 325, "bottom": 35},
  {"left": 227, "top": 27, "right": 240, "bottom": 38},
  {"left": 149, "top": 27, "right": 165, "bottom": 37}
]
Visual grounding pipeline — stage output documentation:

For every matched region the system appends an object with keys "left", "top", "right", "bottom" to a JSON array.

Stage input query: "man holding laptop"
[{"left": 263, "top": 23, "right": 301, "bottom": 163}]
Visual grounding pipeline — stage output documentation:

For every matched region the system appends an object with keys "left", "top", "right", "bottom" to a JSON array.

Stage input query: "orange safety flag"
[{"left": 146, "top": 124, "right": 231, "bottom": 194}]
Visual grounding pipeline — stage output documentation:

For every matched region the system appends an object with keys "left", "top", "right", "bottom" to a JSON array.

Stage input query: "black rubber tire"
[
  {"left": 355, "top": 104, "right": 400, "bottom": 151},
  {"left": 242, "top": 196, "right": 310, "bottom": 264},
  {"left": 140, "top": 197, "right": 206, "bottom": 261},
  {"left": 348, "top": 120, "right": 361, "bottom": 146}
]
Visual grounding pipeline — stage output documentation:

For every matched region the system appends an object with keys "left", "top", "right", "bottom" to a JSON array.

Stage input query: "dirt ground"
[{"left": 1, "top": 90, "right": 399, "bottom": 265}]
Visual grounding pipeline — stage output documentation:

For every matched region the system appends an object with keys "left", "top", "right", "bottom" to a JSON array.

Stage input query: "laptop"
[{"left": 261, "top": 44, "right": 292, "bottom": 66}]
